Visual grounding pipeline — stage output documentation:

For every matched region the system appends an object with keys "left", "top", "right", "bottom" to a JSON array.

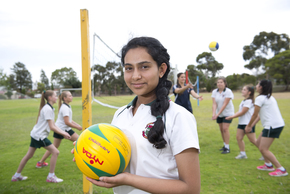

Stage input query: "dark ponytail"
[
  {"left": 121, "top": 37, "right": 172, "bottom": 149},
  {"left": 259, "top": 79, "right": 272, "bottom": 98}
]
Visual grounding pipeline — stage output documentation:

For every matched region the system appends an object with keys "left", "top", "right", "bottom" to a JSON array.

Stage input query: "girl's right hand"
[
  {"left": 64, "top": 132, "right": 71, "bottom": 139},
  {"left": 71, "top": 141, "right": 76, "bottom": 162},
  {"left": 212, "top": 114, "right": 217, "bottom": 120}
]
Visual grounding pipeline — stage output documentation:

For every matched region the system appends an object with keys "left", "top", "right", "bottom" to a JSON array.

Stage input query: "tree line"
[{"left": 0, "top": 31, "right": 289, "bottom": 99}]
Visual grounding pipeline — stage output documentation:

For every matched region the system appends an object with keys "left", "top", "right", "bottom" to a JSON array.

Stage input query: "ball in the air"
[
  {"left": 209, "top": 41, "right": 219, "bottom": 51},
  {"left": 74, "top": 123, "right": 131, "bottom": 180}
]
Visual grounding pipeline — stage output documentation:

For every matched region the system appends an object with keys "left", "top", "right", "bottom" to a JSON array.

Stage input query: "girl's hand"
[
  {"left": 225, "top": 116, "right": 232, "bottom": 120},
  {"left": 86, "top": 172, "right": 129, "bottom": 188},
  {"left": 77, "top": 125, "right": 83, "bottom": 131},
  {"left": 197, "top": 96, "right": 203, "bottom": 101},
  {"left": 245, "top": 125, "right": 252, "bottom": 133},
  {"left": 212, "top": 114, "right": 217, "bottom": 120},
  {"left": 64, "top": 132, "right": 71, "bottom": 139}
]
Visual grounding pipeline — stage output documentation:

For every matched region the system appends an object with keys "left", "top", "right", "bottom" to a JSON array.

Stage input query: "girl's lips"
[{"left": 132, "top": 83, "right": 145, "bottom": 88}]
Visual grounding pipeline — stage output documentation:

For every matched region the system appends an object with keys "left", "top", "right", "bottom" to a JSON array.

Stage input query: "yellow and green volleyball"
[
  {"left": 74, "top": 123, "right": 131, "bottom": 180},
  {"left": 209, "top": 41, "right": 219, "bottom": 51}
]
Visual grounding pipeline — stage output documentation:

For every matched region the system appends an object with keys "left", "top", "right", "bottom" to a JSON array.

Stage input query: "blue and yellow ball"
[
  {"left": 74, "top": 123, "right": 131, "bottom": 180},
  {"left": 209, "top": 41, "right": 219, "bottom": 51}
]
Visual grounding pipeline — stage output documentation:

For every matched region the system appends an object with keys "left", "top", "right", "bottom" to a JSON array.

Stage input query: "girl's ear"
[{"left": 159, "top": 63, "right": 167, "bottom": 78}]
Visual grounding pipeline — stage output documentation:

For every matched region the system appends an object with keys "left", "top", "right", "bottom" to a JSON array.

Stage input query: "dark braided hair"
[
  {"left": 259, "top": 79, "right": 272, "bottom": 99},
  {"left": 121, "top": 37, "right": 172, "bottom": 149}
]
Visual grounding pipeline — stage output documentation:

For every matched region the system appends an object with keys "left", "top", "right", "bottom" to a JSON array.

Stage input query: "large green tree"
[
  {"left": 196, "top": 52, "right": 224, "bottom": 78},
  {"left": 186, "top": 64, "right": 206, "bottom": 89},
  {"left": 265, "top": 50, "right": 290, "bottom": 90},
  {"left": 243, "top": 31, "right": 290, "bottom": 74},
  {"left": 40, "top": 69, "right": 49, "bottom": 89},
  {"left": 10, "top": 62, "right": 33, "bottom": 93},
  {"left": 51, "top": 67, "right": 78, "bottom": 87}
]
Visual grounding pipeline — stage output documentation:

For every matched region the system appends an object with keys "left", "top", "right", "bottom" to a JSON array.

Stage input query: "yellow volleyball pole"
[{"left": 80, "top": 9, "right": 93, "bottom": 194}]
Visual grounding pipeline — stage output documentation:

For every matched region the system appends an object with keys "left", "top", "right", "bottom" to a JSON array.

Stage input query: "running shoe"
[
  {"left": 259, "top": 156, "right": 264, "bottom": 161},
  {"left": 219, "top": 146, "right": 225, "bottom": 151},
  {"left": 269, "top": 169, "right": 288, "bottom": 177},
  {"left": 36, "top": 161, "right": 48, "bottom": 168},
  {"left": 235, "top": 154, "right": 247, "bottom": 159},
  {"left": 46, "top": 175, "right": 63, "bottom": 183},
  {"left": 257, "top": 164, "right": 274, "bottom": 171},
  {"left": 221, "top": 148, "right": 230, "bottom": 154},
  {"left": 11, "top": 175, "right": 28, "bottom": 182}
]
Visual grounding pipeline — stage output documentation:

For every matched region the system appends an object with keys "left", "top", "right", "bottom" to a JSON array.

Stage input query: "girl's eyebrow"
[{"left": 124, "top": 61, "right": 152, "bottom": 66}]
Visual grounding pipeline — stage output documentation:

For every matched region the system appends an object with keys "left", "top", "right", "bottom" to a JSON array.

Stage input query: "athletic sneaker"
[
  {"left": 46, "top": 175, "right": 63, "bottom": 183},
  {"left": 11, "top": 175, "right": 28, "bottom": 182},
  {"left": 259, "top": 156, "right": 264, "bottom": 161},
  {"left": 219, "top": 146, "right": 225, "bottom": 151},
  {"left": 221, "top": 148, "right": 230, "bottom": 154},
  {"left": 269, "top": 169, "right": 288, "bottom": 177},
  {"left": 257, "top": 164, "right": 275, "bottom": 171},
  {"left": 36, "top": 161, "right": 48, "bottom": 168},
  {"left": 235, "top": 154, "right": 247, "bottom": 159}
]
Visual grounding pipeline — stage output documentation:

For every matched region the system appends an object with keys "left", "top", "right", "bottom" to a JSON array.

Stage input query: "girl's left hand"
[
  {"left": 245, "top": 125, "right": 252, "bottom": 133},
  {"left": 225, "top": 116, "right": 231, "bottom": 120},
  {"left": 86, "top": 172, "right": 129, "bottom": 188}
]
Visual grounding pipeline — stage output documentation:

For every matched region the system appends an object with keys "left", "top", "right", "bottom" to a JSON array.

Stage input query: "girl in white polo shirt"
[
  {"left": 246, "top": 80, "right": 287, "bottom": 177},
  {"left": 11, "top": 90, "right": 71, "bottom": 183},
  {"left": 212, "top": 77, "right": 234, "bottom": 154},
  {"left": 226, "top": 85, "right": 257, "bottom": 159},
  {"left": 84, "top": 37, "right": 200, "bottom": 194},
  {"left": 37, "top": 91, "right": 82, "bottom": 168}
]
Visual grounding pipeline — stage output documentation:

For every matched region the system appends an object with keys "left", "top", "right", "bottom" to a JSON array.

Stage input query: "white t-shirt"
[
  {"left": 112, "top": 97, "right": 200, "bottom": 194},
  {"left": 55, "top": 103, "right": 72, "bottom": 131},
  {"left": 255, "top": 95, "right": 285, "bottom": 129},
  {"left": 211, "top": 88, "right": 235, "bottom": 117},
  {"left": 30, "top": 103, "right": 55, "bottom": 140},
  {"left": 238, "top": 99, "right": 254, "bottom": 125}
]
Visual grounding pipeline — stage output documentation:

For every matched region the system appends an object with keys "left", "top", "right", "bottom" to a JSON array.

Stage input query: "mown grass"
[{"left": 0, "top": 92, "right": 289, "bottom": 194}]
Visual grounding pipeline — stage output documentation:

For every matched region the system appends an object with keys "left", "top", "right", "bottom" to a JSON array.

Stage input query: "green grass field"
[{"left": 0, "top": 92, "right": 289, "bottom": 194}]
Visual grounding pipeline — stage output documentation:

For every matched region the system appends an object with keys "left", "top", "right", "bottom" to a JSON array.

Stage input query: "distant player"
[
  {"left": 11, "top": 90, "right": 71, "bottom": 183},
  {"left": 246, "top": 80, "right": 288, "bottom": 177},
  {"left": 226, "top": 85, "right": 258, "bottom": 159},
  {"left": 173, "top": 72, "right": 203, "bottom": 113},
  {"left": 212, "top": 77, "right": 234, "bottom": 154},
  {"left": 36, "top": 91, "right": 82, "bottom": 168}
]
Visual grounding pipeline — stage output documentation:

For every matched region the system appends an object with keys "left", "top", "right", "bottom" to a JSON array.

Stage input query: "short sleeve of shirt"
[
  {"left": 211, "top": 90, "right": 216, "bottom": 98},
  {"left": 243, "top": 99, "right": 253, "bottom": 108},
  {"left": 224, "top": 88, "right": 234, "bottom": 99},
  {"left": 62, "top": 105, "right": 70, "bottom": 117},
  {"left": 172, "top": 85, "right": 177, "bottom": 94},
  {"left": 166, "top": 104, "right": 199, "bottom": 155},
  {"left": 255, "top": 95, "right": 265, "bottom": 107},
  {"left": 44, "top": 106, "right": 54, "bottom": 121}
]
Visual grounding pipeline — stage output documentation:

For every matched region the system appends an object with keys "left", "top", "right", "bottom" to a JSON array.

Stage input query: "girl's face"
[
  {"left": 64, "top": 92, "right": 73, "bottom": 103},
  {"left": 217, "top": 79, "right": 225, "bottom": 90},
  {"left": 256, "top": 82, "right": 262, "bottom": 94},
  {"left": 241, "top": 86, "right": 250, "bottom": 98},
  {"left": 50, "top": 92, "right": 58, "bottom": 104},
  {"left": 124, "top": 47, "right": 167, "bottom": 98},
  {"left": 178, "top": 74, "right": 186, "bottom": 85}
]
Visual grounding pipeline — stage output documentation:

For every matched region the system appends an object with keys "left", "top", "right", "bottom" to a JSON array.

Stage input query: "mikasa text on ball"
[
  {"left": 209, "top": 41, "right": 219, "bottom": 51},
  {"left": 74, "top": 123, "right": 131, "bottom": 180}
]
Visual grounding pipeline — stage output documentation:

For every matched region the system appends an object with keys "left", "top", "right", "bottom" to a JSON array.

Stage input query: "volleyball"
[
  {"left": 74, "top": 123, "right": 131, "bottom": 180},
  {"left": 209, "top": 41, "right": 219, "bottom": 51}
]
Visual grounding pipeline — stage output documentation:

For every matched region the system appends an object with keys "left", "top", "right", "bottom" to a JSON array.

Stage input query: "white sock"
[
  {"left": 48, "top": 173, "right": 55, "bottom": 177},
  {"left": 278, "top": 167, "right": 286, "bottom": 171},
  {"left": 240, "top": 151, "right": 246, "bottom": 155},
  {"left": 223, "top": 142, "right": 226, "bottom": 146},
  {"left": 265, "top": 162, "right": 272, "bottom": 167},
  {"left": 15, "top": 172, "right": 21, "bottom": 177},
  {"left": 225, "top": 144, "right": 229, "bottom": 149}
]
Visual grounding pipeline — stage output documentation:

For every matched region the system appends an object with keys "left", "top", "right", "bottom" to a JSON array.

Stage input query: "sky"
[{"left": 0, "top": 0, "right": 289, "bottom": 86}]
